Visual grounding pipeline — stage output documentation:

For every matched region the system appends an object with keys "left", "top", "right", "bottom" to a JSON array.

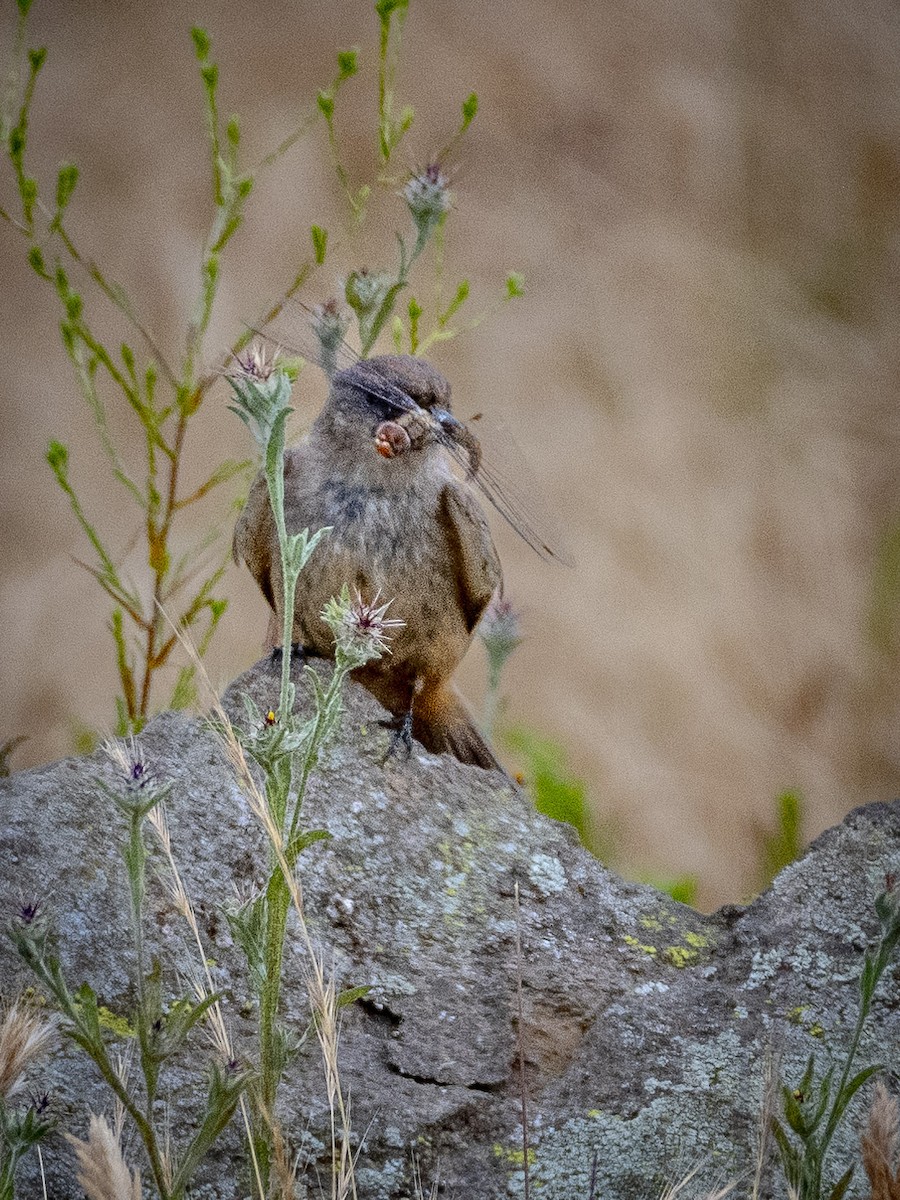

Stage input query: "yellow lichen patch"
[
  {"left": 662, "top": 945, "right": 699, "bottom": 968},
  {"left": 787, "top": 1005, "right": 809, "bottom": 1025},
  {"left": 683, "top": 931, "right": 710, "bottom": 949},
  {"left": 622, "top": 934, "right": 658, "bottom": 956},
  {"left": 639, "top": 915, "right": 663, "bottom": 931},
  {"left": 492, "top": 1145, "right": 537, "bottom": 1166},
  {"left": 96, "top": 1005, "right": 135, "bottom": 1038}
]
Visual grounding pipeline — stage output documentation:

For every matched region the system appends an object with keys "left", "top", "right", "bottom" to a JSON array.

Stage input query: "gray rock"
[{"left": 1, "top": 657, "right": 898, "bottom": 1199}]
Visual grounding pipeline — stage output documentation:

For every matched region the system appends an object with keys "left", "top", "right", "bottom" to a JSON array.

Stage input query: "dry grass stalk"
[
  {"left": 658, "top": 1164, "right": 737, "bottom": 1200},
  {"left": 749, "top": 1048, "right": 779, "bottom": 1200},
  {"left": 862, "top": 1080, "right": 900, "bottom": 1200},
  {"left": 66, "top": 1113, "right": 141, "bottom": 1200},
  {"left": 167, "top": 615, "right": 358, "bottom": 1200},
  {"left": 139, "top": 737, "right": 266, "bottom": 1200},
  {"left": 0, "top": 998, "right": 57, "bottom": 1100}
]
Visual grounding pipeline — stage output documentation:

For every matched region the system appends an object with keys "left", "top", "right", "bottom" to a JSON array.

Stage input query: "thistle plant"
[
  {"left": 773, "top": 883, "right": 900, "bottom": 1200},
  {"left": 225, "top": 353, "right": 398, "bottom": 1189},
  {"left": 477, "top": 595, "right": 523, "bottom": 741},
  {"left": 1, "top": 0, "right": 520, "bottom": 748},
  {"left": 7, "top": 741, "right": 251, "bottom": 1200}
]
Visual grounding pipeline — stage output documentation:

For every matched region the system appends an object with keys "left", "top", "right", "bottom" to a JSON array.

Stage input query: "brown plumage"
[{"left": 233, "top": 354, "right": 502, "bottom": 769}]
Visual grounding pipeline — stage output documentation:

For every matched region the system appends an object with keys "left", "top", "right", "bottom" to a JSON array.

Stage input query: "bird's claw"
[
  {"left": 380, "top": 710, "right": 414, "bottom": 764},
  {"left": 270, "top": 642, "right": 304, "bottom": 666}
]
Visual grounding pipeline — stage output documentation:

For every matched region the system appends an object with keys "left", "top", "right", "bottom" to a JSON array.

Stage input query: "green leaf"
[
  {"left": 831, "top": 1063, "right": 882, "bottom": 1127},
  {"left": 170, "top": 665, "right": 198, "bottom": 711},
  {"left": 311, "top": 224, "right": 328, "bottom": 264},
  {"left": 226, "top": 116, "right": 240, "bottom": 147},
  {"left": 286, "top": 828, "right": 333, "bottom": 862},
  {"left": 337, "top": 48, "right": 358, "bottom": 79},
  {"left": 317, "top": 90, "right": 335, "bottom": 120},
  {"left": 461, "top": 91, "right": 478, "bottom": 128},
  {"left": 827, "top": 1166, "right": 855, "bottom": 1200},
  {"left": 27, "top": 46, "right": 46, "bottom": 72},
  {"left": 201, "top": 63, "right": 218, "bottom": 93},
  {"left": 46, "top": 439, "right": 69, "bottom": 476},
  {"left": 375, "top": 0, "right": 408, "bottom": 22},
  {"left": 27, "top": 243, "right": 47, "bottom": 277},
  {"left": 782, "top": 1086, "right": 810, "bottom": 1138},
  {"left": 17, "top": 0, "right": 34, "bottom": 16},
  {"left": 336, "top": 984, "right": 371, "bottom": 1009},
  {"left": 506, "top": 271, "right": 525, "bottom": 298},
  {"left": 191, "top": 26, "right": 211, "bottom": 61},
  {"left": 55, "top": 161, "right": 79, "bottom": 212}
]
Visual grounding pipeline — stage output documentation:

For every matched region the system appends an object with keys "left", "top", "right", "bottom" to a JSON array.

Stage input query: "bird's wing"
[
  {"left": 438, "top": 480, "right": 503, "bottom": 632},
  {"left": 233, "top": 467, "right": 276, "bottom": 611}
]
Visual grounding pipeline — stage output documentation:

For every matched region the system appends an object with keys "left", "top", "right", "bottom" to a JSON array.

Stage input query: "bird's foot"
[
  {"left": 269, "top": 642, "right": 305, "bottom": 666},
  {"left": 380, "top": 709, "right": 414, "bottom": 764}
]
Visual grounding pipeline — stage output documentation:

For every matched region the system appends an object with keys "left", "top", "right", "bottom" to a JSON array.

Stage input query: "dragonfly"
[{"left": 250, "top": 302, "right": 575, "bottom": 568}]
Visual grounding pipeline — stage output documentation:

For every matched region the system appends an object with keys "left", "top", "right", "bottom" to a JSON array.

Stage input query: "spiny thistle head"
[
  {"left": 403, "top": 162, "right": 452, "bottom": 241},
  {"left": 233, "top": 340, "right": 279, "bottom": 382},
  {"left": 321, "top": 585, "right": 405, "bottom": 666},
  {"left": 102, "top": 737, "right": 154, "bottom": 794},
  {"left": 226, "top": 339, "right": 297, "bottom": 457}
]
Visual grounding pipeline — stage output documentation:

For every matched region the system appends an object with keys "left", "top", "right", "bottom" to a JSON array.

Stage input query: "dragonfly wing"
[{"left": 442, "top": 414, "right": 575, "bottom": 567}]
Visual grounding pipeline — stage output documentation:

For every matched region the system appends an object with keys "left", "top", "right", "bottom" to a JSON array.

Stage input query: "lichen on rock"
[{"left": 1, "top": 658, "right": 899, "bottom": 1198}]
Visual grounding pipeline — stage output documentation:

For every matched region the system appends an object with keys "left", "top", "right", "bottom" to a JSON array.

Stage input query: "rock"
[{"left": 1, "top": 657, "right": 899, "bottom": 1199}]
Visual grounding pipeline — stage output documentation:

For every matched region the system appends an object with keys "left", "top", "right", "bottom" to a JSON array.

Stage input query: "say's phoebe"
[{"left": 233, "top": 354, "right": 503, "bottom": 769}]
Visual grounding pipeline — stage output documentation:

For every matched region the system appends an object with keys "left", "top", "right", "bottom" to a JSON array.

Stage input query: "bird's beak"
[{"left": 431, "top": 407, "right": 482, "bottom": 478}]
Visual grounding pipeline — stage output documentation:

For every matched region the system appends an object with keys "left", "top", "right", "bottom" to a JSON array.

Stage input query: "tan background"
[{"left": 2, "top": 0, "right": 900, "bottom": 909}]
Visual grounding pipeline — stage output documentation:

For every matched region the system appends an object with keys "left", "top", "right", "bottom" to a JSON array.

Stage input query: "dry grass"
[
  {"left": 65, "top": 1113, "right": 141, "bottom": 1200},
  {"left": 0, "top": 999, "right": 57, "bottom": 1100},
  {"left": 657, "top": 1163, "right": 737, "bottom": 1200},
  {"left": 168, "top": 610, "right": 359, "bottom": 1200},
  {"left": 862, "top": 1081, "right": 900, "bottom": 1200},
  {"left": 141, "top": 768, "right": 266, "bottom": 1200}
]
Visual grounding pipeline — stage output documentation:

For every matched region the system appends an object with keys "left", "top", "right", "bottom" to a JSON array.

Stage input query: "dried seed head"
[
  {"left": 0, "top": 1000, "right": 58, "bottom": 1100},
  {"left": 66, "top": 1113, "right": 142, "bottom": 1200},
  {"left": 232, "top": 339, "right": 279, "bottom": 382}
]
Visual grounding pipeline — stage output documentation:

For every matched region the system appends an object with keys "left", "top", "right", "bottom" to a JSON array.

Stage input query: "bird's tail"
[{"left": 413, "top": 683, "right": 501, "bottom": 771}]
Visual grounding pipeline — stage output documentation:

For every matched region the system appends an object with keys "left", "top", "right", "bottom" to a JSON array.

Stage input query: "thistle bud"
[
  {"left": 311, "top": 300, "right": 351, "bottom": 379},
  {"left": 402, "top": 163, "right": 451, "bottom": 244},
  {"left": 344, "top": 268, "right": 391, "bottom": 317},
  {"left": 478, "top": 596, "right": 523, "bottom": 690}
]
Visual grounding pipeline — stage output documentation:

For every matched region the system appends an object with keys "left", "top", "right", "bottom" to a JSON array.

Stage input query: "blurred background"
[{"left": 2, "top": 0, "right": 900, "bottom": 910}]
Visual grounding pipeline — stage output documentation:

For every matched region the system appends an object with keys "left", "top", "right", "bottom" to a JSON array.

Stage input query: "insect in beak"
[{"left": 431, "top": 406, "right": 482, "bottom": 478}]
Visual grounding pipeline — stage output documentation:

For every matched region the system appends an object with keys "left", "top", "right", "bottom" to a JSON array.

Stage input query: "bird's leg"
[{"left": 380, "top": 708, "right": 414, "bottom": 762}]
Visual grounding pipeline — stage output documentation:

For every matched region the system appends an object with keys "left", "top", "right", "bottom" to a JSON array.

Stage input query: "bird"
[{"left": 233, "top": 353, "right": 503, "bottom": 770}]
